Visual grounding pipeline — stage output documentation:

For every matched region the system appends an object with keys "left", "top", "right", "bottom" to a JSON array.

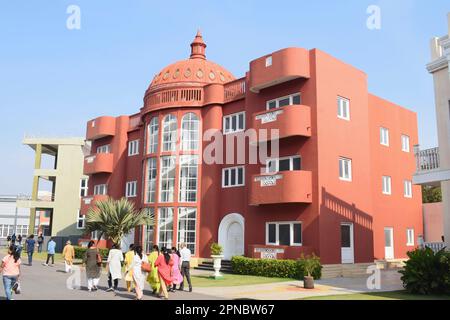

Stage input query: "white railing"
[
  {"left": 424, "top": 242, "right": 445, "bottom": 253},
  {"left": 414, "top": 146, "right": 440, "bottom": 172}
]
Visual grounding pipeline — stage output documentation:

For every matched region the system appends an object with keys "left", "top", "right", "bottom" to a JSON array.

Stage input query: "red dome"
[{"left": 147, "top": 31, "right": 235, "bottom": 93}]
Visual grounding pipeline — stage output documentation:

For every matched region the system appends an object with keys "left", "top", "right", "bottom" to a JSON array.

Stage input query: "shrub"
[
  {"left": 231, "top": 255, "right": 322, "bottom": 280},
  {"left": 210, "top": 243, "right": 223, "bottom": 256},
  {"left": 399, "top": 247, "right": 450, "bottom": 295},
  {"left": 74, "top": 246, "right": 109, "bottom": 260}
]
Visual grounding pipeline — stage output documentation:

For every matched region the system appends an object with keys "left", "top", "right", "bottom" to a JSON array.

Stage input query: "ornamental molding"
[
  {"left": 426, "top": 56, "right": 449, "bottom": 73},
  {"left": 254, "top": 174, "right": 283, "bottom": 187},
  {"left": 255, "top": 109, "right": 284, "bottom": 124}
]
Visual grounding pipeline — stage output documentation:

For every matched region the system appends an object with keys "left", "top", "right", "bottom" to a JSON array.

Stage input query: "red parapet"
[
  {"left": 86, "top": 116, "right": 116, "bottom": 141},
  {"left": 83, "top": 153, "right": 114, "bottom": 175}
]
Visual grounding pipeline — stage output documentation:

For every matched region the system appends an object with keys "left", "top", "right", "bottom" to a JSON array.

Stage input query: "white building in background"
[{"left": 413, "top": 13, "right": 450, "bottom": 249}]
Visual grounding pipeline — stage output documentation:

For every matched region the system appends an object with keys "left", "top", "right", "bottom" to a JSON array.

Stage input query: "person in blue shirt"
[
  {"left": 25, "top": 235, "right": 36, "bottom": 266},
  {"left": 43, "top": 237, "right": 56, "bottom": 267}
]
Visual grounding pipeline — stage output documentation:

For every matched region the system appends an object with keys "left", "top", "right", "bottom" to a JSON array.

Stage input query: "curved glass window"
[
  {"left": 162, "top": 114, "right": 177, "bottom": 152},
  {"left": 159, "top": 156, "right": 176, "bottom": 202},
  {"left": 179, "top": 155, "right": 198, "bottom": 202},
  {"left": 147, "top": 117, "right": 159, "bottom": 154},
  {"left": 145, "top": 158, "right": 157, "bottom": 203},
  {"left": 181, "top": 113, "right": 200, "bottom": 151}
]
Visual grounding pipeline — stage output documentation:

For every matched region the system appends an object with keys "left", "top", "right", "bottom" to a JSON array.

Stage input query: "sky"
[{"left": 0, "top": 0, "right": 449, "bottom": 195}]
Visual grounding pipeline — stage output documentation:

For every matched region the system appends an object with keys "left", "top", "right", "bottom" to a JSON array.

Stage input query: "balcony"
[
  {"left": 249, "top": 170, "right": 312, "bottom": 205},
  {"left": 251, "top": 105, "right": 311, "bottom": 143},
  {"left": 80, "top": 195, "right": 108, "bottom": 214},
  {"left": 83, "top": 153, "right": 114, "bottom": 175},
  {"left": 249, "top": 48, "right": 310, "bottom": 93},
  {"left": 413, "top": 146, "right": 450, "bottom": 186},
  {"left": 86, "top": 116, "right": 116, "bottom": 141}
]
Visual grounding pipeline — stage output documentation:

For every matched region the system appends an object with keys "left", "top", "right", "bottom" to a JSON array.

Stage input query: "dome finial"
[{"left": 190, "top": 30, "right": 206, "bottom": 60}]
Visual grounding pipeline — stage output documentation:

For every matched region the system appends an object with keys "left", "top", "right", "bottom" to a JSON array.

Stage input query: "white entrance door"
[
  {"left": 341, "top": 223, "right": 354, "bottom": 264},
  {"left": 384, "top": 227, "right": 394, "bottom": 259},
  {"left": 218, "top": 213, "right": 245, "bottom": 260}
]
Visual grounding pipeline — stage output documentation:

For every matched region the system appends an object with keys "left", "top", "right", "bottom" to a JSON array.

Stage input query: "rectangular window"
[
  {"left": 178, "top": 207, "right": 197, "bottom": 255},
  {"left": 266, "top": 222, "right": 302, "bottom": 246},
  {"left": 145, "top": 158, "right": 157, "bottom": 203},
  {"left": 401, "top": 135, "right": 410, "bottom": 152},
  {"left": 337, "top": 96, "right": 350, "bottom": 120},
  {"left": 96, "top": 144, "right": 110, "bottom": 154},
  {"left": 406, "top": 228, "right": 414, "bottom": 246},
  {"left": 222, "top": 166, "right": 245, "bottom": 188},
  {"left": 380, "top": 127, "right": 389, "bottom": 146},
  {"left": 266, "top": 93, "right": 301, "bottom": 110},
  {"left": 158, "top": 207, "right": 174, "bottom": 249},
  {"left": 128, "top": 140, "right": 139, "bottom": 156},
  {"left": 223, "top": 112, "right": 245, "bottom": 134},
  {"left": 144, "top": 208, "right": 155, "bottom": 252},
  {"left": 179, "top": 155, "right": 198, "bottom": 203},
  {"left": 94, "top": 184, "right": 107, "bottom": 195},
  {"left": 265, "top": 56, "right": 272, "bottom": 67},
  {"left": 160, "top": 156, "right": 176, "bottom": 202},
  {"left": 339, "top": 157, "right": 352, "bottom": 181},
  {"left": 266, "top": 155, "right": 301, "bottom": 173},
  {"left": 126, "top": 181, "right": 137, "bottom": 198},
  {"left": 382, "top": 176, "right": 392, "bottom": 195},
  {"left": 80, "top": 178, "right": 88, "bottom": 197},
  {"left": 404, "top": 180, "right": 412, "bottom": 198},
  {"left": 148, "top": 118, "right": 159, "bottom": 154},
  {"left": 77, "top": 210, "right": 85, "bottom": 230}
]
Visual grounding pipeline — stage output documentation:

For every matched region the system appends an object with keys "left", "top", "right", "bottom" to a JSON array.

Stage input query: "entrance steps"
[
  {"left": 375, "top": 259, "right": 406, "bottom": 269},
  {"left": 321, "top": 263, "right": 375, "bottom": 279},
  {"left": 194, "top": 259, "right": 233, "bottom": 273}
]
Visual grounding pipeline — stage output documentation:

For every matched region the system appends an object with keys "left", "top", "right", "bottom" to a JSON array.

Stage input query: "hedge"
[
  {"left": 73, "top": 246, "right": 109, "bottom": 260},
  {"left": 231, "top": 255, "right": 322, "bottom": 280}
]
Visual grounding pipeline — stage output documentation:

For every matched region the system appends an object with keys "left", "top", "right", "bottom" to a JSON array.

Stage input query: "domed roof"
[{"left": 148, "top": 31, "right": 235, "bottom": 92}]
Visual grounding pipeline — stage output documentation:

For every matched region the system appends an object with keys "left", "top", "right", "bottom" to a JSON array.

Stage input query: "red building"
[{"left": 80, "top": 32, "right": 422, "bottom": 265}]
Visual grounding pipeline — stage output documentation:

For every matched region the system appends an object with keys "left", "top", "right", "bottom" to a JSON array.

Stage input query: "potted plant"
[
  {"left": 210, "top": 242, "right": 224, "bottom": 279},
  {"left": 301, "top": 254, "right": 320, "bottom": 289}
]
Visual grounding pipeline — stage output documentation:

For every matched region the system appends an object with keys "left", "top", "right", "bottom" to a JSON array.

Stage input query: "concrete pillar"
[{"left": 29, "top": 144, "right": 42, "bottom": 235}]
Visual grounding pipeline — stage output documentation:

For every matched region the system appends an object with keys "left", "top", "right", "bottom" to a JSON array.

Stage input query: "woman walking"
[
  {"left": 124, "top": 244, "right": 134, "bottom": 292},
  {"left": 82, "top": 241, "right": 102, "bottom": 292},
  {"left": 154, "top": 247, "right": 174, "bottom": 299},
  {"left": 147, "top": 245, "right": 161, "bottom": 295},
  {"left": 170, "top": 247, "right": 183, "bottom": 292},
  {"left": 1, "top": 245, "right": 21, "bottom": 300},
  {"left": 127, "top": 245, "right": 148, "bottom": 300},
  {"left": 106, "top": 244, "right": 123, "bottom": 294}
]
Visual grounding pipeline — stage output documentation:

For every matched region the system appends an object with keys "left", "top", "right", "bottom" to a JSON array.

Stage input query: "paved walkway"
[
  {"left": 194, "top": 270, "right": 404, "bottom": 300},
  {"left": 0, "top": 254, "right": 221, "bottom": 300}
]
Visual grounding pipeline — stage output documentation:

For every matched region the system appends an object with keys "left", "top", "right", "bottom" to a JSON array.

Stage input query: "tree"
[
  {"left": 85, "top": 197, "right": 154, "bottom": 246},
  {"left": 422, "top": 186, "right": 442, "bottom": 203}
]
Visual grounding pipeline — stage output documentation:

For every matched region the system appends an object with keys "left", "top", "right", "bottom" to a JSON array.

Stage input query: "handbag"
[{"left": 141, "top": 262, "right": 151, "bottom": 273}]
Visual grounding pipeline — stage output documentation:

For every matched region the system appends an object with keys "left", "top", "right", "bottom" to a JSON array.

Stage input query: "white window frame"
[
  {"left": 265, "top": 221, "right": 302, "bottom": 246},
  {"left": 339, "top": 157, "right": 352, "bottom": 182},
  {"left": 93, "top": 184, "right": 107, "bottom": 195},
  {"left": 145, "top": 157, "right": 157, "bottom": 204},
  {"left": 406, "top": 228, "right": 415, "bottom": 246},
  {"left": 159, "top": 156, "right": 176, "bottom": 202},
  {"left": 223, "top": 111, "right": 245, "bottom": 135},
  {"left": 126, "top": 181, "right": 137, "bottom": 198},
  {"left": 380, "top": 127, "right": 390, "bottom": 146},
  {"left": 162, "top": 114, "right": 178, "bottom": 152},
  {"left": 157, "top": 207, "right": 174, "bottom": 249},
  {"left": 382, "top": 176, "right": 392, "bottom": 195},
  {"left": 401, "top": 134, "right": 410, "bottom": 152},
  {"left": 265, "top": 155, "right": 301, "bottom": 173},
  {"left": 77, "top": 210, "right": 85, "bottom": 230},
  {"left": 179, "top": 155, "right": 199, "bottom": 203},
  {"left": 222, "top": 166, "right": 245, "bottom": 188},
  {"left": 337, "top": 96, "right": 350, "bottom": 121},
  {"left": 128, "top": 140, "right": 139, "bottom": 156},
  {"left": 265, "top": 56, "right": 272, "bottom": 67},
  {"left": 96, "top": 144, "right": 110, "bottom": 154},
  {"left": 180, "top": 113, "right": 200, "bottom": 151},
  {"left": 80, "top": 178, "right": 88, "bottom": 198},
  {"left": 404, "top": 180, "right": 412, "bottom": 198},
  {"left": 177, "top": 207, "right": 197, "bottom": 255},
  {"left": 147, "top": 117, "right": 159, "bottom": 154},
  {"left": 266, "top": 93, "right": 301, "bottom": 110}
]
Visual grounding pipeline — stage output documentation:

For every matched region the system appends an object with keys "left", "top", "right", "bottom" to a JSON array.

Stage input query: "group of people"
[{"left": 82, "top": 241, "right": 193, "bottom": 300}]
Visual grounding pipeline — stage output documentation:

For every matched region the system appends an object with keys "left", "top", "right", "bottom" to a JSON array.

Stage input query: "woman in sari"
[
  {"left": 147, "top": 245, "right": 161, "bottom": 295},
  {"left": 154, "top": 247, "right": 174, "bottom": 299},
  {"left": 170, "top": 247, "right": 183, "bottom": 292}
]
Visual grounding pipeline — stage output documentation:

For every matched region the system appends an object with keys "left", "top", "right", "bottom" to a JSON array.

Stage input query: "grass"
[
  {"left": 191, "top": 274, "right": 294, "bottom": 287},
  {"left": 302, "top": 290, "right": 450, "bottom": 300}
]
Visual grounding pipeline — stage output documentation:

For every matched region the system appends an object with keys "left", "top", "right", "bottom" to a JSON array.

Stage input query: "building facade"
[
  {"left": 81, "top": 32, "right": 422, "bottom": 264},
  {"left": 413, "top": 13, "right": 450, "bottom": 249}
]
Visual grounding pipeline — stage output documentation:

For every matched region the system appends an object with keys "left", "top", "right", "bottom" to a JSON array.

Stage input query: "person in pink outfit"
[{"left": 170, "top": 247, "right": 183, "bottom": 292}]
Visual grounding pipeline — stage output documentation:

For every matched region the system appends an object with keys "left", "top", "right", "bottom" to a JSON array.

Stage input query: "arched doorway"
[{"left": 218, "top": 213, "right": 245, "bottom": 260}]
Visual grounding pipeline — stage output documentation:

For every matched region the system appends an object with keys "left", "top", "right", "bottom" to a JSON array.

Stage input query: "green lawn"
[
  {"left": 302, "top": 290, "right": 450, "bottom": 300},
  {"left": 191, "top": 274, "right": 294, "bottom": 287}
]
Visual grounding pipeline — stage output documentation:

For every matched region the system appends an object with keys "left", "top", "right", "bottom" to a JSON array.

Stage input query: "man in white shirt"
[{"left": 179, "top": 243, "right": 192, "bottom": 292}]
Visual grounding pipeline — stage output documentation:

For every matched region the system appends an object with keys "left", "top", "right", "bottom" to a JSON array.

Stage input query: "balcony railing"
[
  {"left": 414, "top": 146, "right": 440, "bottom": 172},
  {"left": 224, "top": 78, "right": 246, "bottom": 102}
]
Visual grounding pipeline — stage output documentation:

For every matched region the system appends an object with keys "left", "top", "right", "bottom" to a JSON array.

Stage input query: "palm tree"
[{"left": 85, "top": 197, "right": 154, "bottom": 246}]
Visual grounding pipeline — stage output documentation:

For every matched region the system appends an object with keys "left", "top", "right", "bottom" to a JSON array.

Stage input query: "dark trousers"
[
  {"left": 108, "top": 273, "right": 118, "bottom": 290},
  {"left": 27, "top": 251, "right": 34, "bottom": 265},
  {"left": 180, "top": 261, "right": 192, "bottom": 290},
  {"left": 46, "top": 254, "right": 54, "bottom": 264}
]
